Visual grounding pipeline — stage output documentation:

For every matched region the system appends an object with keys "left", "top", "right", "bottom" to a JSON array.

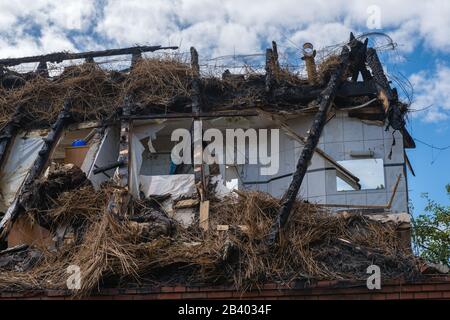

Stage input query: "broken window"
[
  {"left": 0, "top": 131, "right": 46, "bottom": 212},
  {"left": 337, "top": 158, "right": 385, "bottom": 191}
]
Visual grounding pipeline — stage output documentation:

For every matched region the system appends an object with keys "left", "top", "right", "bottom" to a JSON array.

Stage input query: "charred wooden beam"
[
  {"left": 189, "top": 47, "right": 208, "bottom": 202},
  {"left": 190, "top": 47, "right": 201, "bottom": 115},
  {"left": 265, "top": 48, "right": 275, "bottom": 93},
  {"left": 264, "top": 43, "right": 280, "bottom": 94},
  {"left": 271, "top": 84, "right": 323, "bottom": 103},
  {"left": 272, "top": 41, "right": 280, "bottom": 70},
  {"left": 122, "top": 110, "right": 259, "bottom": 120},
  {"left": 0, "top": 45, "right": 178, "bottom": 67},
  {"left": 266, "top": 44, "right": 352, "bottom": 246},
  {"left": 337, "top": 80, "right": 378, "bottom": 98},
  {"left": 0, "top": 100, "right": 73, "bottom": 240},
  {"left": 0, "top": 105, "right": 25, "bottom": 171},
  {"left": 131, "top": 52, "right": 143, "bottom": 69},
  {"left": 367, "top": 47, "right": 411, "bottom": 142},
  {"left": 36, "top": 61, "right": 49, "bottom": 78},
  {"left": 93, "top": 160, "right": 125, "bottom": 175},
  {"left": 115, "top": 103, "right": 132, "bottom": 189},
  {"left": 401, "top": 127, "right": 416, "bottom": 149},
  {"left": 349, "top": 34, "right": 371, "bottom": 82},
  {"left": 107, "top": 102, "right": 132, "bottom": 217},
  {"left": 366, "top": 47, "right": 392, "bottom": 99}
]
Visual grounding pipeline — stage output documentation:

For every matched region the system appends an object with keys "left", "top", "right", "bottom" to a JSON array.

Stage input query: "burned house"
[{"left": 0, "top": 33, "right": 425, "bottom": 296}]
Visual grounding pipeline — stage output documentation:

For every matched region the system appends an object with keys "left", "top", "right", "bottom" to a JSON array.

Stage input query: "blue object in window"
[
  {"left": 169, "top": 160, "right": 177, "bottom": 175},
  {"left": 71, "top": 139, "right": 87, "bottom": 147}
]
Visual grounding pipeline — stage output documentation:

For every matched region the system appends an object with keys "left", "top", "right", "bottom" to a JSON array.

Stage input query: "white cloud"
[
  {"left": 0, "top": 0, "right": 449, "bottom": 58},
  {"left": 409, "top": 64, "right": 450, "bottom": 123},
  {"left": 92, "top": 0, "right": 450, "bottom": 57},
  {"left": 0, "top": 0, "right": 95, "bottom": 58},
  {"left": 0, "top": 0, "right": 449, "bottom": 124}
]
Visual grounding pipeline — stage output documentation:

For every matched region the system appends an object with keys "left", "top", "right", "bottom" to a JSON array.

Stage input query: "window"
[{"left": 337, "top": 158, "right": 385, "bottom": 191}]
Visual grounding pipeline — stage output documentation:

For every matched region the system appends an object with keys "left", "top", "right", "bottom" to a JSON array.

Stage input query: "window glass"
[{"left": 337, "top": 159, "right": 385, "bottom": 191}]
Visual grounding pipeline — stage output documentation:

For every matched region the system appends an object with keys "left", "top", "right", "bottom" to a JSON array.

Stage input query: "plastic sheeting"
[
  {"left": 0, "top": 133, "right": 45, "bottom": 212},
  {"left": 139, "top": 174, "right": 197, "bottom": 199},
  {"left": 129, "top": 122, "right": 165, "bottom": 198},
  {"left": 130, "top": 133, "right": 145, "bottom": 198},
  {"left": 87, "top": 126, "right": 120, "bottom": 189}
]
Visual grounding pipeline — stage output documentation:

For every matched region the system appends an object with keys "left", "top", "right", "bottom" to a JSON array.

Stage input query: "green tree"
[{"left": 412, "top": 184, "right": 450, "bottom": 266}]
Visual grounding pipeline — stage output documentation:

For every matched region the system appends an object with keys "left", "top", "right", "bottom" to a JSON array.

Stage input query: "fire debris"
[
  {"left": 0, "top": 34, "right": 426, "bottom": 297},
  {"left": 0, "top": 168, "right": 420, "bottom": 296}
]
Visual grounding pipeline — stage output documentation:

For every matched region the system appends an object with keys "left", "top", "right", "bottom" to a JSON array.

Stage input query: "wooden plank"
[
  {"left": 199, "top": 201, "right": 210, "bottom": 231},
  {"left": 216, "top": 225, "right": 249, "bottom": 232},
  {"left": 174, "top": 199, "right": 200, "bottom": 209},
  {"left": 0, "top": 45, "right": 178, "bottom": 67}
]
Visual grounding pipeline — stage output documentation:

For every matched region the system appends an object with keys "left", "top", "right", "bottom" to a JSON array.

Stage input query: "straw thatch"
[
  {"left": 0, "top": 182, "right": 419, "bottom": 297},
  {"left": 0, "top": 58, "right": 193, "bottom": 128},
  {"left": 0, "top": 54, "right": 348, "bottom": 129}
]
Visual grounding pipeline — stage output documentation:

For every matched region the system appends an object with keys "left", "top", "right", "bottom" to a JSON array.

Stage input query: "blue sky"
[{"left": 0, "top": 0, "right": 449, "bottom": 215}]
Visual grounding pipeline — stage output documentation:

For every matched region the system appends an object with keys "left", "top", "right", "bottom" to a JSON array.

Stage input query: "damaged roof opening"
[{"left": 0, "top": 32, "right": 429, "bottom": 298}]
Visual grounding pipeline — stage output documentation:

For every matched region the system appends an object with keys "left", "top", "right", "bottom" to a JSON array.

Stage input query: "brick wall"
[{"left": 1, "top": 276, "right": 449, "bottom": 300}]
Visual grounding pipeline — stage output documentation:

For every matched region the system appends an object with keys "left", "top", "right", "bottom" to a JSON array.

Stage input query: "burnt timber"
[
  {"left": 0, "top": 36, "right": 415, "bottom": 238},
  {"left": 0, "top": 45, "right": 178, "bottom": 67},
  {"left": 267, "top": 43, "right": 351, "bottom": 245}
]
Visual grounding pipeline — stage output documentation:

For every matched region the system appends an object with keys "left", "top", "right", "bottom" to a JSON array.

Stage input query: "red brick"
[
  {"left": 324, "top": 294, "right": 366, "bottom": 300},
  {"left": 157, "top": 293, "right": 182, "bottom": 300},
  {"left": 47, "top": 290, "right": 69, "bottom": 297},
  {"left": 316, "top": 280, "right": 340, "bottom": 288},
  {"left": 161, "top": 286, "right": 175, "bottom": 293},
  {"left": 413, "top": 292, "right": 429, "bottom": 299},
  {"left": 181, "top": 292, "right": 208, "bottom": 299},
  {"left": 123, "top": 289, "right": 138, "bottom": 294},
  {"left": 378, "top": 285, "right": 402, "bottom": 294},
  {"left": 427, "top": 291, "right": 443, "bottom": 299},
  {"left": 399, "top": 293, "right": 414, "bottom": 300},
  {"left": 137, "top": 287, "right": 161, "bottom": 294},
  {"left": 401, "top": 285, "right": 421, "bottom": 292},
  {"left": 441, "top": 291, "right": 450, "bottom": 299},
  {"left": 263, "top": 283, "right": 277, "bottom": 290},
  {"left": 277, "top": 282, "right": 294, "bottom": 290},
  {"left": 101, "top": 288, "right": 120, "bottom": 295},
  {"left": 134, "top": 294, "right": 159, "bottom": 300},
  {"left": 312, "top": 287, "right": 365, "bottom": 297},
  {"left": 89, "top": 296, "right": 116, "bottom": 300},
  {"left": 186, "top": 286, "right": 201, "bottom": 292},
  {"left": 206, "top": 291, "right": 234, "bottom": 299},
  {"left": 232, "top": 291, "right": 260, "bottom": 299},
  {"left": 421, "top": 284, "right": 436, "bottom": 291},
  {"left": 173, "top": 286, "right": 187, "bottom": 293},
  {"left": 302, "top": 296, "right": 316, "bottom": 300},
  {"left": 199, "top": 285, "right": 234, "bottom": 292},
  {"left": 385, "top": 293, "right": 400, "bottom": 300},
  {"left": 318, "top": 295, "right": 339, "bottom": 300},
  {"left": 113, "top": 295, "right": 134, "bottom": 300},
  {"left": 434, "top": 284, "right": 450, "bottom": 291},
  {"left": 370, "top": 293, "right": 387, "bottom": 300}
]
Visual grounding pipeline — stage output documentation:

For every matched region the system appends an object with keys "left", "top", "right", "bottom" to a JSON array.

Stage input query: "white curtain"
[{"left": 0, "top": 133, "right": 45, "bottom": 212}]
